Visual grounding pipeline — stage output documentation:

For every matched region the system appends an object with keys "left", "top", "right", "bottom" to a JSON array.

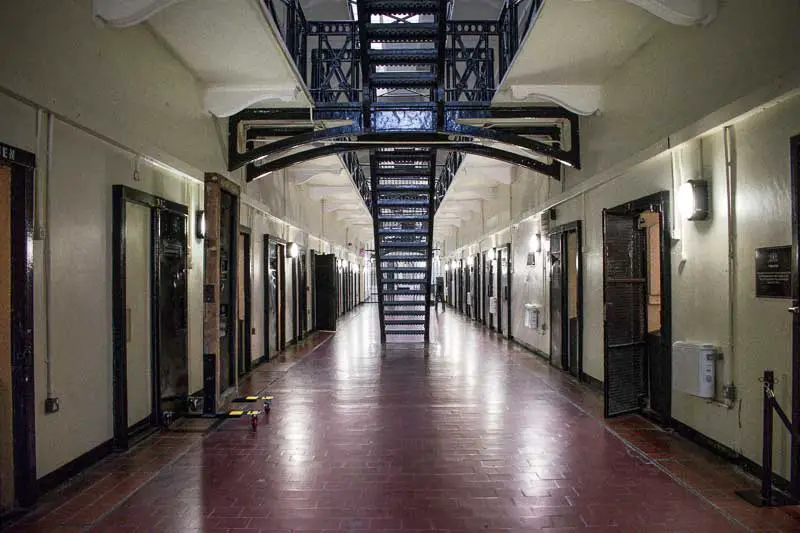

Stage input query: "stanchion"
[{"left": 736, "top": 370, "right": 797, "bottom": 506}]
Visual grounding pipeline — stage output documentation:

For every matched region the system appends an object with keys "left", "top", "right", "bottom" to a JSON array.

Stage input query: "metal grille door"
[{"left": 603, "top": 210, "right": 647, "bottom": 417}]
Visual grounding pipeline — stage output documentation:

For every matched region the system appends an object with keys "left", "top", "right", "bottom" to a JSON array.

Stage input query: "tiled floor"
[{"left": 6, "top": 306, "right": 800, "bottom": 532}]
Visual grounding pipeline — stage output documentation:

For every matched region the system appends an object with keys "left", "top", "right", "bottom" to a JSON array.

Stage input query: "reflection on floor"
[{"left": 5, "top": 305, "right": 800, "bottom": 532}]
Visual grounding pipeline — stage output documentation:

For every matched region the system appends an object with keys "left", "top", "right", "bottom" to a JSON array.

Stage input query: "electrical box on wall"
[
  {"left": 672, "top": 342, "right": 716, "bottom": 398},
  {"left": 523, "top": 303, "right": 540, "bottom": 329}
]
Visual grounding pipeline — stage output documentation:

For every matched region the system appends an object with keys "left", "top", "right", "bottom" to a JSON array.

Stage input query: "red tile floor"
[{"left": 5, "top": 306, "right": 800, "bottom": 532}]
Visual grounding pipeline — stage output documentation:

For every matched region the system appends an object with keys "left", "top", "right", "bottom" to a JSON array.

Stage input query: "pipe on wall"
[
  {"left": 35, "top": 110, "right": 56, "bottom": 400},
  {"left": 723, "top": 125, "right": 737, "bottom": 409}
]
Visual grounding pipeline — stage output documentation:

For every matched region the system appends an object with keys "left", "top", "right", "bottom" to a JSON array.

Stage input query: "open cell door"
[{"left": 603, "top": 210, "right": 648, "bottom": 417}]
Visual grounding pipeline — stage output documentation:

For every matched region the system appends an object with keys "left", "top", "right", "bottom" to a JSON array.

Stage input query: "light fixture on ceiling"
[{"left": 678, "top": 180, "right": 709, "bottom": 221}]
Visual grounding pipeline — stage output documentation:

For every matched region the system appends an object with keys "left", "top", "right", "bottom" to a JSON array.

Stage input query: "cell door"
[
  {"left": 125, "top": 203, "right": 152, "bottom": 428},
  {"left": 298, "top": 251, "right": 308, "bottom": 338},
  {"left": 218, "top": 191, "right": 236, "bottom": 392},
  {"left": 465, "top": 264, "right": 472, "bottom": 318},
  {"left": 549, "top": 233, "right": 565, "bottom": 368},
  {"left": 499, "top": 245, "right": 510, "bottom": 337},
  {"left": 487, "top": 253, "right": 494, "bottom": 329},
  {"left": 155, "top": 209, "right": 189, "bottom": 417},
  {"left": 566, "top": 230, "right": 582, "bottom": 378},
  {"left": 0, "top": 164, "right": 13, "bottom": 511},
  {"left": 0, "top": 154, "right": 36, "bottom": 509},
  {"left": 237, "top": 231, "right": 251, "bottom": 376},
  {"left": 603, "top": 210, "right": 647, "bottom": 417}
]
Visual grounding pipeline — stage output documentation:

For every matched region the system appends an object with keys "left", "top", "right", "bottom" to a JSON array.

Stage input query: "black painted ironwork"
[
  {"left": 736, "top": 370, "right": 800, "bottom": 507},
  {"left": 247, "top": 0, "right": 567, "bottom": 343}
]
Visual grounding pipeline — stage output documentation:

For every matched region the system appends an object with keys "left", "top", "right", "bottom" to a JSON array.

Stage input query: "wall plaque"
[{"left": 755, "top": 246, "right": 792, "bottom": 299}]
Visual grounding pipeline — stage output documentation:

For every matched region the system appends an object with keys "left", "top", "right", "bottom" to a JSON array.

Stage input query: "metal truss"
[{"left": 229, "top": 104, "right": 578, "bottom": 181}]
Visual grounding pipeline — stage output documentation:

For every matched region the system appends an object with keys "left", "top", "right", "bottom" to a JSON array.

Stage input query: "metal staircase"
[
  {"left": 228, "top": 0, "right": 581, "bottom": 344},
  {"left": 358, "top": 0, "right": 446, "bottom": 343}
]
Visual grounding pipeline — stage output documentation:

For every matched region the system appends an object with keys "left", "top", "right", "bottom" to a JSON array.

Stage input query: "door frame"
[
  {"left": 602, "top": 191, "right": 672, "bottom": 419},
  {"left": 2, "top": 142, "right": 36, "bottom": 507},
  {"left": 112, "top": 185, "right": 188, "bottom": 449},
  {"left": 549, "top": 221, "right": 584, "bottom": 379},
  {"left": 496, "top": 243, "right": 512, "bottom": 338},
  {"left": 789, "top": 134, "right": 800, "bottom": 496},
  {"left": 264, "top": 235, "right": 287, "bottom": 357},
  {"left": 238, "top": 226, "right": 252, "bottom": 375}
]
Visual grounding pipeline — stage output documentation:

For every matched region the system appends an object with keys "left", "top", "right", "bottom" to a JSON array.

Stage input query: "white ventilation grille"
[{"left": 672, "top": 341, "right": 716, "bottom": 398}]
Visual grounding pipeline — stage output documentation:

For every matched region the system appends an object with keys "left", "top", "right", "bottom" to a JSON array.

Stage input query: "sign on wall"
[{"left": 755, "top": 246, "right": 792, "bottom": 299}]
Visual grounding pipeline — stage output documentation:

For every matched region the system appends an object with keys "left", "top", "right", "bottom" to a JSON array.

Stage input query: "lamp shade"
[{"left": 678, "top": 180, "right": 709, "bottom": 221}]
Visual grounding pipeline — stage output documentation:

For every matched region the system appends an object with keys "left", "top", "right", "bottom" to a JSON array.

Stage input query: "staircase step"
[
  {"left": 368, "top": 48, "right": 438, "bottom": 65},
  {"left": 381, "top": 289, "right": 427, "bottom": 294},
  {"left": 364, "top": 0, "right": 440, "bottom": 15},
  {"left": 380, "top": 241, "right": 429, "bottom": 247},
  {"left": 371, "top": 71, "right": 437, "bottom": 88},
  {"left": 374, "top": 167, "right": 430, "bottom": 177},
  {"left": 377, "top": 215, "right": 428, "bottom": 221},
  {"left": 377, "top": 228, "right": 428, "bottom": 234},
  {"left": 381, "top": 267, "right": 428, "bottom": 274},
  {"left": 365, "top": 23, "right": 438, "bottom": 42},
  {"left": 377, "top": 199, "right": 429, "bottom": 206}
]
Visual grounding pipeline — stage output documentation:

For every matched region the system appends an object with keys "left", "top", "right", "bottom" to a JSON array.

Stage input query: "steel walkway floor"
[{"left": 6, "top": 305, "right": 800, "bottom": 532}]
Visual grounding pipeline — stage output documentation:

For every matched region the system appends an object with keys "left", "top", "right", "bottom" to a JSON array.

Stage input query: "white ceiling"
[
  {"left": 494, "top": 0, "right": 666, "bottom": 100},
  {"left": 147, "top": 0, "right": 311, "bottom": 109},
  {"left": 143, "top": 0, "right": 372, "bottom": 227},
  {"left": 439, "top": 0, "right": 667, "bottom": 236}
]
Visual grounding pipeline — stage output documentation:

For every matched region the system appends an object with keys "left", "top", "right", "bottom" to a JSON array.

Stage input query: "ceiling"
[
  {"left": 143, "top": 0, "right": 372, "bottom": 233},
  {"left": 493, "top": 0, "right": 666, "bottom": 107},
  {"left": 434, "top": 0, "right": 668, "bottom": 245}
]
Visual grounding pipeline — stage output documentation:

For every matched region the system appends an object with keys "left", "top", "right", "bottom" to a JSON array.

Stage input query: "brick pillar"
[{"left": 202, "top": 173, "right": 240, "bottom": 413}]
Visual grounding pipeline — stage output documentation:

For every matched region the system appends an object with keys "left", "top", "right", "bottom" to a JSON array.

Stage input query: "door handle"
[{"left": 789, "top": 306, "right": 800, "bottom": 314}]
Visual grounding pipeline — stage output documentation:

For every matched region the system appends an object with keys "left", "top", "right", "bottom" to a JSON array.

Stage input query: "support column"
[{"left": 202, "top": 173, "right": 240, "bottom": 414}]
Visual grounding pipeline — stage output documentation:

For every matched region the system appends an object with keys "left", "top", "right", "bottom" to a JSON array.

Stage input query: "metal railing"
[
  {"left": 736, "top": 369, "right": 800, "bottom": 507},
  {"left": 263, "top": 0, "right": 544, "bottom": 104}
]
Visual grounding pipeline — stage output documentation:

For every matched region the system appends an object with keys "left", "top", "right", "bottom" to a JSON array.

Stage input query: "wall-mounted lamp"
[
  {"left": 678, "top": 180, "right": 709, "bottom": 221},
  {"left": 195, "top": 210, "right": 206, "bottom": 240},
  {"left": 288, "top": 242, "right": 300, "bottom": 258},
  {"left": 467, "top": 256, "right": 474, "bottom": 268},
  {"left": 444, "top": 263, "right": 450, "bottom": 272},
  {"left": 451, "top": 260, "right": 457, "bottom": 270},
  {"left": 530, "top": 233, "right": 542, "bottom": 253}
]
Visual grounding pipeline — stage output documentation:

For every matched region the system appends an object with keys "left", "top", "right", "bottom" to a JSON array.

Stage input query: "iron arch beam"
[
  {"left": 246, "top": 142, "right": 559, "bottom": 182},
  {"left": 231, "top": 125, "right": 571, "bottom": 173}
]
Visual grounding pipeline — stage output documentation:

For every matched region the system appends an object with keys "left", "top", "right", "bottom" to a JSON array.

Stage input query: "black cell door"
[
  {"left": 156, "top": 209, "right": 189, "bottom": 417},
  {"left": 315, "top": 254, "right": 337, "bottom": 331},
  {"left": 550, "top": 233, "right": 565, "bottom": 369},
  {"left": 603, "top": 210, "right": 647, "bottom": 417},
  {"left": 218, "top": 190, "right": 236, "bottom": 392}
]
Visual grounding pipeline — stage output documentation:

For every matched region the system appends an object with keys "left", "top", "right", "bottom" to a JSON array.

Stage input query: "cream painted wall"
[
  {"left": 0, "top": 0, "right": 225, "bottom": 175},
  {"left": 26, "top": 116, "right": 205, "bottom": 478},
  {"left": 444, "top": 92, "right": 800, "bottom": 478},
  {"left": 566, "top": 0, "right": 800, "bottom": 185}
]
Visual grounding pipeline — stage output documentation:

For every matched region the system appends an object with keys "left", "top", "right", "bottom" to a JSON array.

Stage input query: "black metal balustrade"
[{"left": 231, "top": 0, "right": 572, "bottom": 343}]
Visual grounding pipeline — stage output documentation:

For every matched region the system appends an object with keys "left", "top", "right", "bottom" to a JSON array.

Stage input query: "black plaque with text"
[{"left": 755, "top": 246, "right": 792, "bottom": 298}]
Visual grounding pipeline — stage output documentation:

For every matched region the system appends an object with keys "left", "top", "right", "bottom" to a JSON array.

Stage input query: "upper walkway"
[{"left": 5, "top": 306, "right": 800, "bottom": 532}]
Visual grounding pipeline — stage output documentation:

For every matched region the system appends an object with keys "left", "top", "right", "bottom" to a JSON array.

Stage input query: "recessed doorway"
[
  {"left": 0, "top": 144, "right": 36, "bottom": 510},
  {"left": 549, "top": 221, "right": 583, "bottom": 379},
  {"left": 602, "top": 192, "right": 671, "bottom": 420}
]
